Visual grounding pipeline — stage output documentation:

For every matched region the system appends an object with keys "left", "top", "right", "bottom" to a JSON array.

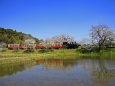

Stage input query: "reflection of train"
[
  {"left": 8, "top": 42, "right": 80, "bottom": 50},
  {"left": 36, "top": 59, "right": 62, "bottom": 65}
]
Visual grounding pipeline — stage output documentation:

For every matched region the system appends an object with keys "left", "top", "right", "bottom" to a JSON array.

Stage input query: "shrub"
[
  {"left": 38, "top": 49, "right": 54, "bottom": 53},
  {"left": 23, "top": 49, "right": 35, "bottom": 53},
  {"left": 13, "top": 48, "right": 19, "bottom": 52},
  {"left": 76, "top": 47, "right": 99, "bottom": 54},
  {"left": 1, "top": 48, "right": 7, "bottom": 52},
  {"left": 81, "top": 48, "right": 92, "bottom": 54}
]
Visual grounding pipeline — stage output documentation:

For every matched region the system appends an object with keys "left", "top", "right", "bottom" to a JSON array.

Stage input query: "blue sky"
[{"left": 0, "top": 0, "right": 115, "bottom": 41}]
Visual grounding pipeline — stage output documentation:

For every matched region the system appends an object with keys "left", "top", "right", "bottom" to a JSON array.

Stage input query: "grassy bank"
[
  {"left": 0, "top": 49, "right": 80, "bottom": 58},
  {"left": 0, "top": 49, "right": 80, "bottom": 64},
  {"left": 0, "top": 48, "right": 115, "bottom": 64}
]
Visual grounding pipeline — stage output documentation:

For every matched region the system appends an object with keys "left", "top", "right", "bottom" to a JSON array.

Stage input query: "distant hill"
[{"left": 0, "top": 27, "right": 41, "bottom": 45}]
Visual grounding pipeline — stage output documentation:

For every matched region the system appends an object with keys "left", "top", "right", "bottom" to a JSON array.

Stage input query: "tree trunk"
[{"left": 98, "top": 47, "right": 101, "bottom": 52}]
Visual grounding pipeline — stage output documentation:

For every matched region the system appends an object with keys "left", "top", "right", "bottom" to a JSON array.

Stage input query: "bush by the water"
[
  {"left": 23, "top": 49, "right": 35, "bottom": 53},
  {"left": 38, "top": 49, "right": 54, "bottom": 53},
  {"left": 13, "top": 48, "right": 19, "bottom": 52},
  {"left": 76, "top": 48, "right": 99, "bottom": 54}
]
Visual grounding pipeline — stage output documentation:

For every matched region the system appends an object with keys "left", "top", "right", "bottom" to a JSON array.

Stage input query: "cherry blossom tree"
[{"left": 90, "top": 25, "right": 115, "bottom": 51}]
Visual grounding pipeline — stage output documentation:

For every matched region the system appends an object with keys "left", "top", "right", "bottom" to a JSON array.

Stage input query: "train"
[
  {"left": 7, "top": 44, "right": 62, "bottom": 50},
  {"left": 8, "top": 42, "right": 80, "bottom": 50}
]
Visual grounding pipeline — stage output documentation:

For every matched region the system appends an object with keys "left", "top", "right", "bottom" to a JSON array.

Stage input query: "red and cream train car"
[{"left": 8, "top": 44, "right": 62, "bottom": 50}]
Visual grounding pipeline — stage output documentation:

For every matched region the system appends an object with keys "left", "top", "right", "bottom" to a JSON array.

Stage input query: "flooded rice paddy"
[{"left": 0, "top": 58, "right": 115, "bottom": 86}]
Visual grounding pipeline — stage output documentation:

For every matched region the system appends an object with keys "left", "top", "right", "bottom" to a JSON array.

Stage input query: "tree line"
[{"left": 0, "top": 24, "right": 115, "bottom": 52}]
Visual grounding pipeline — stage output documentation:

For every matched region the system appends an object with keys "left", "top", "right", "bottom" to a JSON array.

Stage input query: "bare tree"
[{"left": 89, "top": 25, "right": 115, "bottom": 51}]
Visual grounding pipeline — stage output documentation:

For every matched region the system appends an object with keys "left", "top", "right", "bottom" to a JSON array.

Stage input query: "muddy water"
[{"left": 0, "top": 58, "right": 115, "bottom": 86}]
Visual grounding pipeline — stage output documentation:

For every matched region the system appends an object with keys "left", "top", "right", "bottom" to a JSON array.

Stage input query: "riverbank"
[{"left": 0, "top": 48, "right": 115, "bottom": 64}]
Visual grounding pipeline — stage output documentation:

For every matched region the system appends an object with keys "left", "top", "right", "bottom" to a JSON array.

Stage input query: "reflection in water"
[
  {"left": 91, "top": 59, "right": 115, "bottom": 84},
  {"left": 0, "top": 61, "right": 36, "bottom": 77},
  {"left": 0, "top": 58, "right": 115, "bottom": 86},
  {"left": 35, "top": 59, "right": 78, "bottom": 72},
  {"left": 79, "top": 59, "right": 99, "bottom": 72},
  {"left": 78, "top": 59, "right": 115, "bottom": 84}
]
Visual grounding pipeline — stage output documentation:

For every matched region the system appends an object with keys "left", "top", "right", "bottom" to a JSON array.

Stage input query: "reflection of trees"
[
  {"left": 0, "top": 61, "right": 36, "bottom": 77},
  {"left": 35, "top": 59, "right": 77, "bottom": 72},
  {"left": 91, "top": 59, "right": 115, "bottom": 84},
  {"left": 79, "top": 59, "right": 115, "bottom": 84},
  {"left": 79, "top": 59, "right": 98, "bottom": 71}
]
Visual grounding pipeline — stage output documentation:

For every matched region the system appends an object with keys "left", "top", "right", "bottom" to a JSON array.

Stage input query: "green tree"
[{"left": 0, "top": 27, "right": 40, "bottom": 44}]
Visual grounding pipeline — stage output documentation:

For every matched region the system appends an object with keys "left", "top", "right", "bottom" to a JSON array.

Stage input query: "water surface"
[{"left": 0, "top": 58, "right": 115, "bottom": 86}]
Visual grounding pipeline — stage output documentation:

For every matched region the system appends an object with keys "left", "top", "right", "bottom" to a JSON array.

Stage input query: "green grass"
[{"left": 0, "top": 48, "right": 115, "bottom": 64}]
